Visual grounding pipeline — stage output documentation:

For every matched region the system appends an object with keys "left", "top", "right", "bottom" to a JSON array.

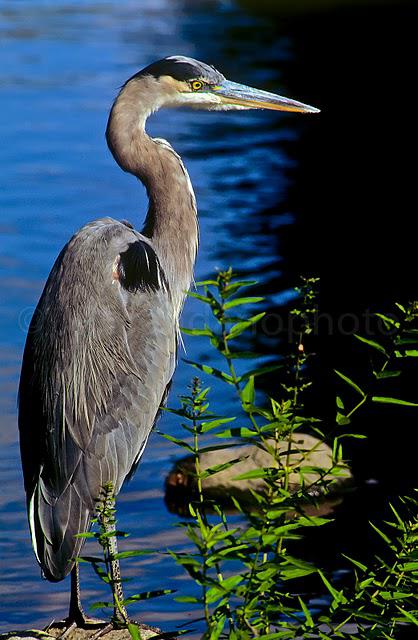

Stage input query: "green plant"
[
  {"left": 163, "top": 270, "right": 418, "bottom": 638},
  {"left": 71, "top": 270, "right": 418, "bottom": 639},
  {"left": 164, "top": 270, "right": 344, "bottom": 638},
  {"left": 335, "top": 301, "right": 418, "bottom": 424},
  {"left": 316, "top": 492, "right": 418, "bottom": 639},
  {"left": 75, "top": 482, "right": 174, "bottom": 639}
]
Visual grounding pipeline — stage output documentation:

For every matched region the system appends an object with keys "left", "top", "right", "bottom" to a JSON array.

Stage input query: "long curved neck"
[{"left": 106, "top": 76, "right": 198, "bottom": 304}]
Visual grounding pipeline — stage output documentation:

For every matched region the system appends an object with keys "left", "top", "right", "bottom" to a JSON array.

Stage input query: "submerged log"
[{"left": 166, "top": 432, "right": 352, "bottom": 505}]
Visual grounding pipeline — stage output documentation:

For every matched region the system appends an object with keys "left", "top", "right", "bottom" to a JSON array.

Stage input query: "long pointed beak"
[{"left": 213, "top": 80, "right": 320, "bottom": 114}]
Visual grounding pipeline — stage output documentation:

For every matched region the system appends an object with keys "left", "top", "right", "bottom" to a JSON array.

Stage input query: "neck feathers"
[{"left": 106, "top": 76, "right": 199, "bottom": 304}]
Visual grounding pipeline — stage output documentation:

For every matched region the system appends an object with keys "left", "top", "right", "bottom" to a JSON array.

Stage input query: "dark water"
[
  {"left": 0, "top": 0, "right": 298, "bottom": 632},
  {"left": 1, "top": 0, "right": 417, "bottom": 634}
]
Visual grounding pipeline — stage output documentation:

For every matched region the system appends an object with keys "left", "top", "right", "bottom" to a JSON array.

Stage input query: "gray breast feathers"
[{"left": 18, "top": 217, "right": 177, "bottom": 580}]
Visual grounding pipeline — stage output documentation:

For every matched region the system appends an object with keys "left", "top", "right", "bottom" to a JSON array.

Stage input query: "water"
[
  {"left": 0, "top": 0, "right": 296, "bottom": 632},
  {"left": 2, "top": 0, "right": 416, "bottom": 634}
]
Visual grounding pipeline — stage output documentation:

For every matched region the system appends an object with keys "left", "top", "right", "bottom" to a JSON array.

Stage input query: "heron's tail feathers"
[{"left": 28, "top": 478, "right": 91, "bottom": 582}]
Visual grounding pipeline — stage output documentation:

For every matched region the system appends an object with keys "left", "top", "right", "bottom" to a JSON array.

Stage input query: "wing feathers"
[{"left": 19, "top": 219, "right": 178, "bottom": 581}]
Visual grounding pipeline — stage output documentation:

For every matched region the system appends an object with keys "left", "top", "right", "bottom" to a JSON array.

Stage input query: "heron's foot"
[
  {"left": 53, "top": 613, "right": 107, "bottom": 640},
  {"left": 43, "top": 618, "right": 162, "bottom": 640},
  {"left": 89, "top": 619, "right": 140, "bottom": 640},
  {"left": 89, "top": 622, "right": 114, "bottom": 640},
  {"left": 89, "top": 617, "right": 155, "bottom": 640}
]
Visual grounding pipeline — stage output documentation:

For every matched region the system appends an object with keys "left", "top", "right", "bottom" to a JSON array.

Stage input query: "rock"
[
  {"left": 1, "top": 635, "right": 42, "bottom": 640},
  {"left": 0, "top": 623, "right": 166, "bottom": 640},
  {"left": 166, "top": 432, "right": 352, "bottom": 504}
]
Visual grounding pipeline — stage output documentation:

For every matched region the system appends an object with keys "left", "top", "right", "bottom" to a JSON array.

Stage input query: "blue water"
[{"left": 0, "top": 0, "right": 297, "bottom": 633}]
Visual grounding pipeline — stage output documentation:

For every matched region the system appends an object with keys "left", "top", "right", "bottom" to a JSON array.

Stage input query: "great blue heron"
[{"left": 18, "top": 55, "right": 319, "bottom": 629}]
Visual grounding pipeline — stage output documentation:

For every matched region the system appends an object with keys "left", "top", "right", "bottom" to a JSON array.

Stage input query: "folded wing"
[{"left": 19, "top": 218, "right": 177, "bottom": 580}]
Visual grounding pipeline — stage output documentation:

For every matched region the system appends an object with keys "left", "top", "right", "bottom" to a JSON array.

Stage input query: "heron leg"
[
  {"left": 55, "top": 565, "right": 106, "bottom": 639},
  {"left": 67, "top": 564, "right": 105, "bottom": 627}
]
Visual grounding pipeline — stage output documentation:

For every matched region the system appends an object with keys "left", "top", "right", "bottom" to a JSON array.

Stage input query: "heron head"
[{"left": 135, "top": 55, "right": 320, "bottom": 114}]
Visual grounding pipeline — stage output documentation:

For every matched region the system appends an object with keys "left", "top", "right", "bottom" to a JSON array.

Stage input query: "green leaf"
[
  {"left": 375, "top": 313, "right": 400, "bottom": 329},
  {"left": 89, "top": 563, "right": 111, "bottom": 583},
  {"left": 194, "top": 279, "right": 218, "bottom": 286},
  {"left": 334, "top": 369, "right": 366, "bottom": 397},
  {"left": 298, "top": 515, "right": 331, "bottom": 527},
  {"left": 373, "top": 370, "right": 401, "bottom": 379},
  {"left": 215, "top": 426, "right": 259, "bottom": 438},
  {"left": 174, "top": 595, "right": 201, "bottom": 603},
  {"left": 400, "top": 561, "right": 418, "bottom": 571},
  {"left": 241, "top": 376, "right": 255, "bottom": 407},
  {"left": 200, "top": 457, "right": 244, "bottom": 479},
  {"left": 90, "top": 601, "right": 112, "bottom": 610},
  {"left": 223, "top": 296, "right": 264, "bottom": 310},
  {"left": 180, "top": 327, "right": 214, "bottom": 337},
  {"left": 397, "top": 607, "right": 418, "bottom": 626},
  {"left": 222, "top": 280, "right": 257, "bottom": 298},
  {"left": 113, "top": 550, "right": 155, "bottom": 560},
  {"left": 396, "top": 337, "right": 418, "bottom": 345},
  {"left": 205, "top": 575, "right": 244, "bottom": 603},
  {"left": 281, "top": 565, "right": 316, "bottom": 580},
  {"left": 354, "top": 334, "right": 387, "bottom": 355},
  {"left": 370, "top": 522, "right": 394, "bottom": 548},
  {"left": 209, "top": 613, "right": 227, "bottom": 640},
  {"left": 337, "top": 433, "right": 367, "bottom": 439},
  {"left": 197, "top": 442, "right": 243, "bottom": 455},
  {"left": 76, "top": 555, "right": 105, "bottom": 564},
  {"left": 258, "top": 635, "right": 294, "bottom": 640},
  {"left": 200, "top": 417, "right": 235, "bottom": 432},
  {"left": 227, "top": 313, "right": 265, "bottom": 340},
  {"left": 234, "top": 468, "right": 270, "bottom": 481},
  {"left": 318, "top": 570, "right": 348, "bottom": 605},
  {"left": 359, "top": 577, "right": 375, "bottom": 589},
  {"left": 122, "top": 589, "right": 174, "bottom": 604},
  {"left": 159, "top": 432, "right": 194, "bottom": 453},
  {"left": 372, "top": 396, "right": 418, "bottom": 407},
  {"left": 183, "top": 359, "right": 234, "bottom": 384},
  {"left": 336, "top": 413, "right": 351, "bottom": 426},
  {"left": 380, "top": 591, "right": 414, "bottom": 601},
  {"left": 196, "top": 386, "right": 211, "bottom": 401},
  {"left": 341, "top": 554, "right": 367, "bottom": 572},
  {"left": 98, "top": 530, "right": 128, "bottom": 539},
  {"left": 211, "top": 543, "right": 249, "bottom": 560},
  {"left": 127, "top": 624, "right": 141, "bottom": 640},
  {"left": 186, "top": 291, "right": 212, "bottom": 303},
  {"left": 298, "top": 596, "right": 314, "bottom": 628},
  {"left": 222, "top": 350, "right": 260, "bottom": 360}
]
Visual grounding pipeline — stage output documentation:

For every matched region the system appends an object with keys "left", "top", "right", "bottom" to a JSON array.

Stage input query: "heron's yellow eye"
[{"left": 191, "top": 80, "right": 203, "bottom": 91}]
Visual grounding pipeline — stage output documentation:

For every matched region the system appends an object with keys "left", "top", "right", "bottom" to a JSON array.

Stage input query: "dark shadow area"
[
  {"left": 239, "top": 1, "right": 418, "bottom": 570},
  {"left": 173, "top": 0, "right": 418, "bottom": 576},
  {"left": 279, "top": 2, "right": 418, "bottom": 485}
]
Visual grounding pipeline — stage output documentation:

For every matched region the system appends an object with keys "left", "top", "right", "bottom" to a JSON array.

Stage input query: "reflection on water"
[
  {"left": 3, "top": 0, "right": 415, "bottom": 633},
  {"left": 0, "top": 0, "right": 296, "bottom": 633}
]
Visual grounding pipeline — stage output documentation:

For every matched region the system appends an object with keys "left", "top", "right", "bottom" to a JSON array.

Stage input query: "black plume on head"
[{"left": 134, "top": 55, "right": 225, "bottom": 84}]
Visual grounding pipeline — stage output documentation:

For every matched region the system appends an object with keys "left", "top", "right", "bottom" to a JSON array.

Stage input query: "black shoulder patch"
[{"left": 117, "top": 241, "right": 167, "bottom": 293}]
